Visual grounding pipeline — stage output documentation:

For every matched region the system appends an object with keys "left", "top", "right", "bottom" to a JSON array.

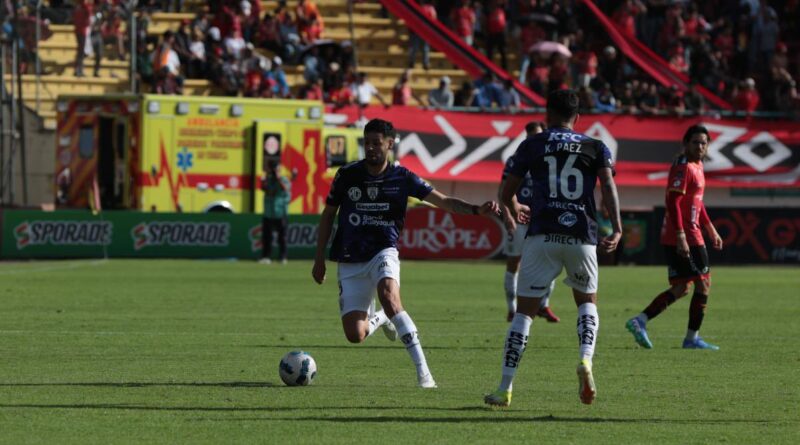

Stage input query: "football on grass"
[{"left": 278, "top": 351, "right": 317, "bottom": 386}]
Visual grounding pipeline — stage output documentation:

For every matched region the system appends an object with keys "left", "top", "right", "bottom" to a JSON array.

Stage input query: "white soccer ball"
[{"left": 278, "top": 350, "right": 317, "bottom": 386}]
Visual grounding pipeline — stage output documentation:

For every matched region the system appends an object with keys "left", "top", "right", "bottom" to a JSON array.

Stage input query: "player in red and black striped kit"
[{"left": 626, "top": 124, "right": 724, "bottom": 350}]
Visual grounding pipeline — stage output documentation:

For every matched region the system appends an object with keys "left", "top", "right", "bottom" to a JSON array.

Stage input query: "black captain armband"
[{"left": 471, "top": 205, "right": 479, "bottom": 215}]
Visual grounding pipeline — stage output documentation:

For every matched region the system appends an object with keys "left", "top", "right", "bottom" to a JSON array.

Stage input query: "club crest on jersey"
[
  {"left": 348, "top": 187, "right": 362, "bottom": 201},
  {"left": 558, "top": 211, "right": 578, "bottom": 227},
  {"left": 367, "top": 186, "right": 379, "bottom": 200}
]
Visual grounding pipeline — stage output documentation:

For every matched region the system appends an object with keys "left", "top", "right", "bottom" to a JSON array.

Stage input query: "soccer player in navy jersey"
[
  {"left": 485, "top": 89, "right": 622, "bottom": 406},
  {"left": 625, "top": 125, "right": 723, "bottom": 351},
  {"left": 312, "top": 118, "right": 500, "bottom": 388},
  {"left": 500, "top": 121, "right": 560, "bottom": 323}
]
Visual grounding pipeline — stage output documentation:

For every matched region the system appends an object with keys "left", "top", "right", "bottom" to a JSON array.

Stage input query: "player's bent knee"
[
  {"left": 697, "top": 277, "right": 711, "bottom": 293},
  {"left": 671, "top": 283, "right": 690, "bottom": 298},
  {"left": 343, "top": 325, "right": 367, "bottom": 343}
]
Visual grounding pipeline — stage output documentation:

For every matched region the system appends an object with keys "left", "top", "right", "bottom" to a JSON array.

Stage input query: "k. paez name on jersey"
[{"left": 545, "top": 132, "right": 584, "bottom": 154}]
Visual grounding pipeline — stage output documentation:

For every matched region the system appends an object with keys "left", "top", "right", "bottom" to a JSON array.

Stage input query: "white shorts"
[
  {"left": 337, "top": 248, "right": 401, "bottom": 316},
  {"left": 503, "top": 223, "right": 528, "bottom": 257},
  {"left": 517, "top": 234, "right": 598, "bottom": 297}
]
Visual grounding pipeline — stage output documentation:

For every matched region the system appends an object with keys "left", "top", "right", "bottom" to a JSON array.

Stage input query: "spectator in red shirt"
[
  {"left": 733, "top": 77, "right": 760, "bottom": 114},
  {"left": 328, "top": 78, "right": 354, "bottom": 110},
  {"left": 669, "top": 44, "right": 689, "bottom": 74},
  {"left": 73, "top": 0, "right": 92, "bottom": 77},
  {"left": 391, "top": 69, "right": 425, "bottom": 106},
  {"left": 573, "top": 34, "right": 598, "bottom": 88},
  {"left": 450, "top": 0, "right": 476, "bottom": 46},
  {"left": 302, "top": 77, "right": 324, "bottom": 101},
  {"left": 485, "top": 0, "right": 507, "bottom": 70},
  {"left": 302, "top": 13, "right": 323, "bottom": 44},
  {"left": 682, "top": 3, "right": 709, "bottom": 44},
  {"left": 517, "top": 17, "right": 545, "bottom": 84},
  {"left": 612, "top": 0, "right": 646, "bottom": 38},
  {"left": 296, "top": 0, "right": 324, "bottom": 43}
]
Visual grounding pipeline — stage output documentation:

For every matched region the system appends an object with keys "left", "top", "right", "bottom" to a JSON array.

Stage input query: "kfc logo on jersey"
[
  {"left": 399, "top": 207, "right": 503, "bottom": 259},
  {"left": 367, "top": 186, "right": 379, "bottom": 200},
  {"left": 558, "top": 212, "right": 578, "bottom": 227},
  {"left": 348, "top": 187, "right": 362, "bottom": 201}
]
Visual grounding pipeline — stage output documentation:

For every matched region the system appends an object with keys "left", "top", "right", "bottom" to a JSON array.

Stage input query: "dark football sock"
[
  {"left": 643, "top": 290, "right": 679, "bottom": 320},
  {"left": 688, "top": 292, "right": 708, "bottom": 332}
]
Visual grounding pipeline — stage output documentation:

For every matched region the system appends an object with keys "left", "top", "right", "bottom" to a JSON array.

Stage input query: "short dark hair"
[
  {"left": 547, "top": 89, "right": 580, "bottom": 121},
  {"left": 364, "top": 118, "right": 396, "bottom": 139},
  {"left": 682, "top": 124, "right": 710, "bottom": 144},
  {"left": 525, "top": 121, "right": 545, "bottom": 135}
]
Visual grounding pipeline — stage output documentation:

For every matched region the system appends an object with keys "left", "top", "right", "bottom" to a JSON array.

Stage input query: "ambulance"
[{"left": 54, "top": 94, "right": 364, "bottom": 214}]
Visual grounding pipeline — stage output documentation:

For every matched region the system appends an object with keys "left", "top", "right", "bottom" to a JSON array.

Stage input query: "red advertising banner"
[
  {"left": 328, "top": 106, "right": 800, "bottom": 188},
  {"left": 398, "top": 206, "right": 504, "bottom": 259}
]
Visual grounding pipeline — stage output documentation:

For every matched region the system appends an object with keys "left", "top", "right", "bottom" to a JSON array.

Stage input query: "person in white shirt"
[{"left": 352, "top": 72, "right": 389, "bottom": 108}]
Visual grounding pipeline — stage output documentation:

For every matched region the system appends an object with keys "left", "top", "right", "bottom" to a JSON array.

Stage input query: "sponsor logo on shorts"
[
  {"left": 573, "top": 272, "right": 590, "bottom": 285},
  {"left": 348, "top": 187, "right": 362, "bottom": 201},
  {"left": 355, "top": 202, "right": 390, "bottom": 212},
  {"left": 544, "top": 234, "right": 581, "bottom": 245},
  {"left": 558, "top": 212, "right": 578, "bottom": 227}
]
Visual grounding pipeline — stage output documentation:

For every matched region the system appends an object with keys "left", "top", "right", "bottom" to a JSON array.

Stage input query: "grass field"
[{"left": 0, "top": 259, "right": 798, "bottom": 444}]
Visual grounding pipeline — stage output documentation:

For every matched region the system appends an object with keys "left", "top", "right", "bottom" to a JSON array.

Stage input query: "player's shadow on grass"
[
  {"left": 0, "top": 404, "right": 778, "bottom": 425},
  {"left": 204, "top": 415, "right": 777, "bottom": 424},
  {"left": 0, "top": 382, "right": 275, "bottom": 388},
  {"left": 250, "top": 344, "right": 499, "bottom": 351}
]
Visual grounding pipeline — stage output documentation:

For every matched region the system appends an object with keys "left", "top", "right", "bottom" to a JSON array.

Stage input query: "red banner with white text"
[{"left": 327, "top": 106, "right": 800, "bottom": 188}]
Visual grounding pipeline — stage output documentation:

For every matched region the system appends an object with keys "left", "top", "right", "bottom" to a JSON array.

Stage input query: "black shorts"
[{"left": 664, "top": 245, "right": 710, "bottom": 285}]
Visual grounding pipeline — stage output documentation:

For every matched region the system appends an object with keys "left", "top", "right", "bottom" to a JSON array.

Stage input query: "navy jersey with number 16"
[
  {"left": 326, "top": 160, "right": 434, "bottom": 263},
  {"left": 504, "top": 127, "right": 614, "bottom": 245}
]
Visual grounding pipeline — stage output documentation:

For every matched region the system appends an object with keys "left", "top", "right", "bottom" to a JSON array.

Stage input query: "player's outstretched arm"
[
  {"left": 423, "top": 190, "right": 500, "bottom": 216},
  {"left": 312, "top": 205, "right": 337, "bottom": 284},
  {"left": 499, "top": 175, "right": 524, "bottom": 233},
  {"left": 598, "top": 167, "right": 623, "bottom": 253}
]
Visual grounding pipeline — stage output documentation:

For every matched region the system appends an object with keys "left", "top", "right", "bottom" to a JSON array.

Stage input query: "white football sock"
[
  {"left": 577, "top": 303, "right": 599, "bottom": 363},
  {"left": 499, "top": 313, "right": 533, "bottom": 391},
  {"left": 392, "top": 311, "right": 431, "bottom": 378},
  {"left": 504, "top": 271, "right": 517, "bottom": 313},
  {"left": 367, "top": 310, "right": 388, "bottom": 337},
  {"left": 636, "top": 313, "right": 649, "bottom": 323}
]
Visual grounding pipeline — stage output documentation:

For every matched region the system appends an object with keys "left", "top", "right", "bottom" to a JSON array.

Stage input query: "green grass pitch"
[{"left": 0, "top": 259, "right": 797, "bottom": 443}]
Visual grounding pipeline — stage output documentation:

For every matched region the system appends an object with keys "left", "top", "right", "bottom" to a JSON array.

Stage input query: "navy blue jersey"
[
  {"left": 326, "top": 160, "right": 434, "bottom": 262},
  {"left": 502, "top": 166, "right": 535, "bottom": 207},
  {"left": 504, "top": 127, "right": 614, "bottom": 244}
]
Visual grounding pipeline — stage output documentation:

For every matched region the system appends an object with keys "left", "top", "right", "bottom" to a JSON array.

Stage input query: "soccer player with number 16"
[{"left": 485, "top": 89, "right": 622, "bottom": 407}]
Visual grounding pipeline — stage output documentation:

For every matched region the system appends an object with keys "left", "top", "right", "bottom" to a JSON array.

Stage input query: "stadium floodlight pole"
[
  {"left": 346, "top": 0, "right": 363, "bottom": 123},
  {"left": 0, "top": 34, "right": 7, "bottom": 204},
  {"left": 11, "top": 0, "right": 29, "bottom": 205},
  {"left": 129, "top": 0, "right": 138, "bottom": 93},
  {"left": 35, "top": 0, "right": 42, "bottom": 113}
]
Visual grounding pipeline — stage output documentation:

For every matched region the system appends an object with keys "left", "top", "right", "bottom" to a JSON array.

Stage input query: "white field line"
[{"left": 0, "top": 259, "right": 109, "bottom": 275}]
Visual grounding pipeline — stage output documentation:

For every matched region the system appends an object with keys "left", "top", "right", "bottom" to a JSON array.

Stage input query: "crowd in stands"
[
  {"left": 2, "top": 0, "right": 798, "bottom": 116},
  {"left": 427, "top": 0, "right": 799, "bottom": 115}
]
